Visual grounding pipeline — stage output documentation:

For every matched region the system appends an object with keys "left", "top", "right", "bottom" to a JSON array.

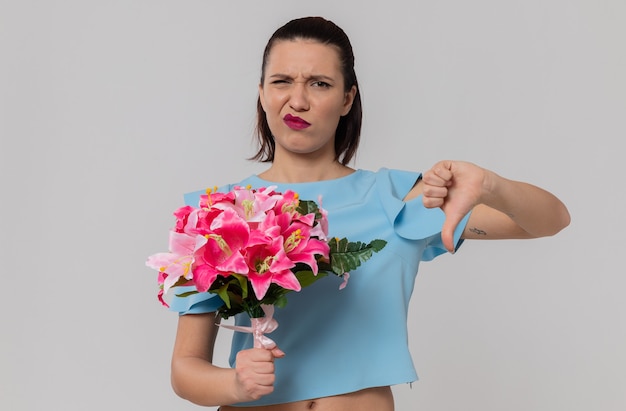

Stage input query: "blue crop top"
[{"left": 168, "top": 168, "right": 470, "bottom": 407}]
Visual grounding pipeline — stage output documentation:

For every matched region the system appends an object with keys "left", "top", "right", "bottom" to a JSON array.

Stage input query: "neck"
[{"left": 258, "top": 154, "right": 354, "bottom": 183}]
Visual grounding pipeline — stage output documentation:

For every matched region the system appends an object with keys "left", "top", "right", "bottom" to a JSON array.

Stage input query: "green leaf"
[
  {"left": 217, "top": 284, "right": 231, "bottom": 308},
  {"left": 273, "top": 294, "right": 289, "bottom": 309},
  {"left": 296, "top": 200, "right": 322, "bottom": 220},
  {"left": 327, "top": 238, "right": 387, "bottom": 276},
  {"left": 231, "top": 273, "right": 249, "bottom": 299},
  {"left": 368, "top": 239, "right": 387, "bottom": 252},
  {"left": 294, "top": 270, "right": 328, "bottom": 288},
  {"left": 174, "top": 290, "right": 199, "bottom": 298},
  {"left": 171, "top": 276, "right": 192, "bottom": 288}
]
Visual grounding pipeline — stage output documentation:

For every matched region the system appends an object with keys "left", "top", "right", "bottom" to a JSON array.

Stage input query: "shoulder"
[{"left": 372, "top": 168, "right": 422, "bottom": 199}]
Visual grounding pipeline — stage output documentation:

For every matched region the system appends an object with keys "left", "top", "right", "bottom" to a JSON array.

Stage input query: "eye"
[{"left": 311, "top": 81, "right": 331, "bottom": 88}]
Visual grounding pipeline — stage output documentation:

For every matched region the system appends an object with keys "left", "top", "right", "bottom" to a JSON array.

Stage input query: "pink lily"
[
  {"left": 146, "top": 230, "right": 206, "bottom": 296},
  {"left": 339, "top": 272, "right": 350, "bottom": 290},
  {"left": 272, "top": 189, "right": 300, "bottom": 215},
  {"left": 238, "top": 186, "right": 279, "bottom": 222},
  {"left": 191, "top": 208, "right": 250, "bottom": 292},
  {"left": 199, "top": 190, "right": 235, "bottom": 209},
  {"left": 245, "top": 233, "right": 299, "bottom": 300},
  {"left": 173, "top": 205, "right": 195, "bottom": 233},
  {"left": 273, "top": 212, "right": 330, "bottom": 274}
]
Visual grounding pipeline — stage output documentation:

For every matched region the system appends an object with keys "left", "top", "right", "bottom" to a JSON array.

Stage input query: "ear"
[
  {"left": 258, "top": 83, "right": 267, "bottom": 112},
  {"left": 341, "top": 85, "right": 357, "bottom": 116}
]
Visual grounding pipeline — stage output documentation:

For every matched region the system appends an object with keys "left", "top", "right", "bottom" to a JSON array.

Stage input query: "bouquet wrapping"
[{"left": 147, "top": 185, "right": 386, "bottom": 347}]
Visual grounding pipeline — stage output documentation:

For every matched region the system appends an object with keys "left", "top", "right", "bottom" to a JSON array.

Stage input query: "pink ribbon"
[{"left": 219, "top": 304, "right": 279, "bottom": 349}]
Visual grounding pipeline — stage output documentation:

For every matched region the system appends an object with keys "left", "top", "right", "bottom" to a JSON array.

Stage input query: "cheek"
[
  {"left": 259, "top": 91, "right": 271, "bottom": 112},
  {"left": 266, "top": 100, "right": 284, "bottom": 119},
  {"left": 264, "top": 92, "right": 288, "bottom": 111},
  {"left": 322, "top": 102, "right": 348, "bottom": 121}
]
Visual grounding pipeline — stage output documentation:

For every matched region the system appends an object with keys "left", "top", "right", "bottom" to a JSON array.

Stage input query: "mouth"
[{"left": 283, "top": 114, "right": 311, "bottom": 130}]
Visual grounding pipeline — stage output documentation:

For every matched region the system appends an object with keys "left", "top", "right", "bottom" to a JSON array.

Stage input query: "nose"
[{"left": 289, "top": 82, "right": 310, "bottom": 112}]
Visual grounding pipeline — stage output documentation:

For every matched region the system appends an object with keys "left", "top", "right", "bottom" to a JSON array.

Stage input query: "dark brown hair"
[{"left": 250, "top": 16, "right": 363, "bottom": 165}]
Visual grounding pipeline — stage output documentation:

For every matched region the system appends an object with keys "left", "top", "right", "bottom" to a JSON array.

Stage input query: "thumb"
[
  {"left": 440, "top": 210, "right": 464, "bottom": 254},
  {"left": 271, "top": 347, "right": 285, "bottom": 358}
]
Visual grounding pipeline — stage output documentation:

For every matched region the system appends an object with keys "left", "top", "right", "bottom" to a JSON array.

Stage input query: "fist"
[
  {"left": 233, "top": 347, "right": 285, "bottom": 402},
  {"left": 422, "top": 160, "right": 486, "bottom": 252}
]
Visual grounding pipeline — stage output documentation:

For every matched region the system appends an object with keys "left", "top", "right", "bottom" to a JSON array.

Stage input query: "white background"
[{"left": 1, "top": 1, "right": 625, "bottom": 410}]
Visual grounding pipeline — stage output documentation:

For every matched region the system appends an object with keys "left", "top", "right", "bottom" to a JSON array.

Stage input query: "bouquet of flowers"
[{"left": 146, "top": 185, "right": 386, "bottom": 347}]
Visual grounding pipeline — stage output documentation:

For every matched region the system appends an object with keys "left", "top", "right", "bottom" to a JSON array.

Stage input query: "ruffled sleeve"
[
  {"left": 167, "top": 286, "right": 225, "bottom": 314},
  {"left": 375, "top": 168, "right": 471, "bottom": 261},
  {"left": 167, "top": 188, "right": 225, "bottom": 315}
]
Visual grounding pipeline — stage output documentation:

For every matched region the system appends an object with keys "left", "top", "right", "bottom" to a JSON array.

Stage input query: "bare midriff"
[{"left": 220, "top": 386, "right": 394, "bottom": 411}]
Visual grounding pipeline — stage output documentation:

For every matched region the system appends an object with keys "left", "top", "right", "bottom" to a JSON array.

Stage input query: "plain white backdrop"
[{"left": 1, "top": 1, "right": 625, "bottom": 410}]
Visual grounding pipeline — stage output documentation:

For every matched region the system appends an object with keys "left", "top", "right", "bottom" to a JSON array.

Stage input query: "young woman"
[{"left": 167, "top": 17, "right": 570, "bottom": 410}]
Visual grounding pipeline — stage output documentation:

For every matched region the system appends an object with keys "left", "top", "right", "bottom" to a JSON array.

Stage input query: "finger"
[
  {"left": 422, "top": 184, "right": 448, "bottom": 199},
  {"left": 422, "top": 184, "right": 447, "bottom": 209},
  {"left": 235, "top": 349, "right": 276, "bottom": 374},
  {"left": 432, "top": 161, "right": 454, "bottom": 182},
  {"left": 247, "top": 348, "right": 275, "bottom": 361},
  {"left": 422, "top": 196, "right": 444, "bottom": 209},
  {"left": 441, "top": 212, "right": 464, "bottom": 253},
  {"left": 422, "top": 170, "right": 448, "bottom": 187}
]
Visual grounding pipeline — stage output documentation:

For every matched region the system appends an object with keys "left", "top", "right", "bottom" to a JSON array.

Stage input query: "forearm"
[
  {"left": 171, "top": 356, "right": 239, "bottom": 407},
  {"left": 481, "top": 170, "right": 570, "bottom": 238}
]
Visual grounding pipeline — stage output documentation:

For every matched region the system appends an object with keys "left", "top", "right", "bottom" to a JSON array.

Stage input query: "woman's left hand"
[{"left": 421, "top": 160, "right": 486, "bottom": 252}]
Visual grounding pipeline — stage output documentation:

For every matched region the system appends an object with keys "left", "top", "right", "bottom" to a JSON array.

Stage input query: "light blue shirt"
[{"left": 169, "top": 168, "right": 470, "bottom": 406}]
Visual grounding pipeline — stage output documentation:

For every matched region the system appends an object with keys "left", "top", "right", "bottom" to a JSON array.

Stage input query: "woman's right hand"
[{"left": 233, "top": 347, "right": 286, "bottom": 402}]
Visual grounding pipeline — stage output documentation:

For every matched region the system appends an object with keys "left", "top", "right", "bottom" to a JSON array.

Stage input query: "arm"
[
  {"left": 415, "top": 160, "right": 570, "bottom": 252},
  {"left": 170, "top": 312, "right": 285, "bottom": 407}
]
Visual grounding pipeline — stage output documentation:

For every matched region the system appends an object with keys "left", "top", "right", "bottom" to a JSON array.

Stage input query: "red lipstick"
[{"left": 283, "top": 114, "right": 311, "bottom": 130}]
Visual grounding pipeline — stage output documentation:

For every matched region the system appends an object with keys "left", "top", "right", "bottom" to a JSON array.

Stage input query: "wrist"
[{"left": 479, "top": 170, "right": 516, "bottom": 216}]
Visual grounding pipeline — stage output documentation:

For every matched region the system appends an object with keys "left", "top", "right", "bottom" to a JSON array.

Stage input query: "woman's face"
[{"left": 259, "top": 39, "right": 356, "bottom": 161}]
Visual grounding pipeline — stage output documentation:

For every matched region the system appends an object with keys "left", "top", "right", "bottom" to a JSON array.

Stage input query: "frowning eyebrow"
[{"left": 267, "top": 73, "right": 337, "bottom": 83}]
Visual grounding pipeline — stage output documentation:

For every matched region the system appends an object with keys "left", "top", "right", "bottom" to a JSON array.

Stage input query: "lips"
[{"left": 283, "top": 114, "right": 311, "bottom": 130}]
